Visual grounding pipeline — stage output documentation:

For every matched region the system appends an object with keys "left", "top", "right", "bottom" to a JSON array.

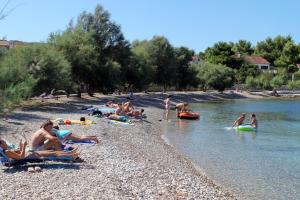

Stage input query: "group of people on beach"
[
  {"left": 105, "top": 99, "right": 145, "bottom": 121},
  {"left": 164, "top": 95, "right": 189, "bottom": 120},
  {"left": 0, "top": 119, "right": 99, "bottom": 172},
  {"left": 163, "top": 94, "right": 257, "bottom": 129}
]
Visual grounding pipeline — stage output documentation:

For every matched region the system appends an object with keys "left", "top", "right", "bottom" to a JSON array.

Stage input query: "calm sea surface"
[{"left": 163, "top": 99, "right": 300, "bottom": 200}]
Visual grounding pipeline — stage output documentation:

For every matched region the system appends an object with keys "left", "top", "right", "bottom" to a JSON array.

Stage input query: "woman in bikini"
[{"left": 164, "top": 95, "right": 172, "bottom": 120}]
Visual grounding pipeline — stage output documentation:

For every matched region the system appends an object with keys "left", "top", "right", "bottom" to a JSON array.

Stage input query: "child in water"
[{"left": 250, "top": 113, "right": 257, "bottom": 128}]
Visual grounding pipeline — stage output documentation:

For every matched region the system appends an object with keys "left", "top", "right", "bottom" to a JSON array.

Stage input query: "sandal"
[
  {"left": 73, "top": 157, "right": 84, "bottom": 163},
  {"left": 28, "top": 167, "right": 35, "bottom": 173},
  {"left": 34, "top": 166, "right": 42, "bottom": 172}
]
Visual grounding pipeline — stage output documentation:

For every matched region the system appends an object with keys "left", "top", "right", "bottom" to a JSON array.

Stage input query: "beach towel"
[
  {"left": 0, "top": 147, "right": 11, "bottom": 164},
  {"left": 65, "top": 119, "right": 96, "bottom": 125},
  {"left": 64, "top": 140, "right": 96, "bottom": 145},
  {"left": 108, "top": 120, "right": 134, "bottom": 126}
]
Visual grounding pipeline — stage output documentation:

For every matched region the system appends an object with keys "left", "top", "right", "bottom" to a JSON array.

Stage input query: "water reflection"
[
  {"left": 235, "top": 130, "right": 257, "bottom": 142},
  {"left": 176, "top": 119, "right": 189, "bottom": 133}
]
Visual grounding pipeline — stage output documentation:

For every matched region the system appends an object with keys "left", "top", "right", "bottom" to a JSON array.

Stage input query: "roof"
[
  {"left": 0, "top": 40, "right": 9, "bottom": 47},
  {"left": 243, "top": 55, "right": 270, "bottom": 65}
]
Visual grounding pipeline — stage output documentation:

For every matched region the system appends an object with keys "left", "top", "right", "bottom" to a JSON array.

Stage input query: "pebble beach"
[{"left": 0, "top": 91, "right": 271, "bottom": 200}]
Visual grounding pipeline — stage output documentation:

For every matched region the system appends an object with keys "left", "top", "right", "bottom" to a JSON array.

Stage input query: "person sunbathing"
[
  {"left": 30, "top": 120, "right": 63, "bottom": 151},
  {"left": 123, "top": 100, "right": 134, "bottom": 114},
  {"left": 0, "top": 138, "right": 79, "bottom": 161},
  {"left": 127, "top": 109, "right": 145, "bottom": 118},
  {"left": 108, "top": 114, "right": 128, "bottom": 122},
  {"left": 106, "top": 101, "right": 118, "bottom": 108},
  {"left": 0, "top": 138, "right": 27, "bottom": 160},
  {"left": 115, "top": 103, "right": 125, "bottom": 115},
  {"left": 52, "top": 126, "right": 99, "bottom": 143}
]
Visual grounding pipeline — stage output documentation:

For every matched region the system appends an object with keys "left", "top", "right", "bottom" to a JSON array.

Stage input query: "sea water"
[{"left": 163, "top": 99, "right": 300, "bottom": 200}]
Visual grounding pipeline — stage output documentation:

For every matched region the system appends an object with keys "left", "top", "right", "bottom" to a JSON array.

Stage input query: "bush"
[
  {"left": 0, "top": 44, "right": 71, "bottom": 111},
  {"left": 194, "top": 62, "right": 234, "bottom": 91},
  {"left": 270, "top": 76, "right": 285, "bottom": 89},
  {"left": 288, "top": 80, "right": 300, "bottom": 90}
]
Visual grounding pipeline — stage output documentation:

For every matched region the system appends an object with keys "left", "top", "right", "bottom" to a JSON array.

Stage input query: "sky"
[{"left": 1, "top": 0, "right": 300, "bottom": 52}]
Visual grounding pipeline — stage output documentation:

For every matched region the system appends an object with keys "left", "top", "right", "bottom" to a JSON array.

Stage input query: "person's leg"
[
  {"left": 32, "top": 150, "right": 79, "bottom": 159},
  {"left": 165, "top": 108, "right": 169, "bottom": 120},
  {"left": 66, "top": 133, "right": 99, "bottom": 143},
  {"left": 43, "top": 140, "right": 63, "bottom": 151}
]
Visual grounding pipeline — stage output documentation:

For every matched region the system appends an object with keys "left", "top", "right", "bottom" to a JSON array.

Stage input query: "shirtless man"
[
  {"left": 175, "top": 103, "right": 188, "bottom": 115},
  {"left": 30, "top": 120, "right": 62, "bottom": 151},
  {"left": 232, "top": 113, "right": 246, "bottom": 127}
]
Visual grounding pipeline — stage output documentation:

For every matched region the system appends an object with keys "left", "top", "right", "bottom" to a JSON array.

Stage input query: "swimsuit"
[{"left": 52, "top": 129, "right": 72, "bottom": 140}]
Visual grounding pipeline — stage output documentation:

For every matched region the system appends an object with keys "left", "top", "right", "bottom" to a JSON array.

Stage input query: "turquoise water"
[{"left": 164, "top": 99, "right": 300, "bottom": 200}]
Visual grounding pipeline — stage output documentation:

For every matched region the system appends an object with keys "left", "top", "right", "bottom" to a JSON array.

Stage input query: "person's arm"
[
  {"left": 232, "top": 118, "right": 238, "bottom": 127},
  {"left": 4, "top": 140, "right": 27, "bottom": 160},
  {"left": 42, "top": 131, "right": 59, "bottom": 142}
]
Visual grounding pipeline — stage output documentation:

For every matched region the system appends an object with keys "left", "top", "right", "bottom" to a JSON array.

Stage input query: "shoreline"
[{"left": 0, "top": 90, "right": 296, "bottom": 199}]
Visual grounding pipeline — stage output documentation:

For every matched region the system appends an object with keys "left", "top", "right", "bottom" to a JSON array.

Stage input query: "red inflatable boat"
[{"left": 177, "top": 112, "right": 199, "bottom": 119}]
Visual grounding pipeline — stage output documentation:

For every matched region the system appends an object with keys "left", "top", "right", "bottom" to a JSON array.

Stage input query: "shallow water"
[{"left": 163, "top": 99, "right": 300, "bottom": 200}]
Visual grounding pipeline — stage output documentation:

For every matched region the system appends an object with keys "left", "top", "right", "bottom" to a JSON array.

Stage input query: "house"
[
  {"left": 0, "top": 40, "right": 10, "bottom": 48},
  {"left": 235, "top": 54, "right": 276, "bottom": 73},
  {"left": 0, "top": 39, "right": 27, "bottom": 49},
  {"left": 242, "top": 55, "right": 271, "bottom": 70},
  {"left": 296, "top": 64, "right": 300, "bottom": 70}
]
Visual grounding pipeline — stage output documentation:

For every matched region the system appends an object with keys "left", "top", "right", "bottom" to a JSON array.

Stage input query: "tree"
[
  {"left": 203, "top": 42, "right": 241, "bottom": 69},
  {"left": 50, "top": 4, "right": 131, "bottom": 94},
  {"left": 77, "top": 5, "right": 130, "bottom": 92},
  {"left": 0, "top": 44, "right": 72, "bottom": 95},
  {"left": 275, "top": 41, "right": 299, "bottom": 70},
  {"left": 147, "top": 36, "right": 175, "bottom": 89},
  {"left": 232, "top": 40, "right": 254, "bottom": 55},
  {"left": 174, "top": 47, "right": 196, "bottom": 89},
  {"left": 194, "top": 62, "right": 235, "bottom": 91},
  {"left": 128, "top": 40, "right": 154, "bottom": 90},
  {"left": 235, "top": 64, "right": 258, "bottom": 84},
  {"left": 0, "top": 0, "right": 12, "bottom": 20},
  {"left": 255, "top": 35, "right": 299, "bottom": 68}
]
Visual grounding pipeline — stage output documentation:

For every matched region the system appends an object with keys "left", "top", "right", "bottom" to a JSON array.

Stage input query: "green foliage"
[
  {"left": 235, "top": 64, "right": 258, "bottom": 83},
  {"left": 147, "top": 36, "right": 176, "bottom": 89},
  {"left": 255, "top": 36, "right": 300, "bottom": 68},
  {"left": 288, "top": 80, "right": 300, "bottom": 90},
  {"left": 0, "top": 76, "right": 36, "bottom": 110},
  {"left": 31, "top": 45, "right": 72, "bottom": 94},
  {"left": 203, "top": 42, "right": 242, "bottom": 69},
  {"left": 129, "top": 40, "right": 154, "bottom": 90},
  {"left": 270, "top": 76, "right": 285, "bottom": 89},
  {"left": 0, "top": 44, "right": 71, "bottom": 110},
  {"left": 245, "top": 74, "right": 274, "bottom": 90},
  {"left": 232, "top": 40, "right": 254, "bottom": 55},
  {"left": 174, "top": 47, "right": 196, "bottom": 89},
  {"left": 50, "top": 5, "right": 130, "bottom": 93},
  {"left": 194, "top": 62, "right": 234, "bottom": 91}
]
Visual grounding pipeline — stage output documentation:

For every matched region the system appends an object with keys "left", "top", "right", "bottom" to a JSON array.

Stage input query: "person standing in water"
[
  {"left": 232, "top": 113, "right": 246, "bottom": 127},
  {"left": 250, "top": 113, "right": 257, "bottom": 128},
  {"left": 164, "top": 95, "right": 172, "bottom": 120}
]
